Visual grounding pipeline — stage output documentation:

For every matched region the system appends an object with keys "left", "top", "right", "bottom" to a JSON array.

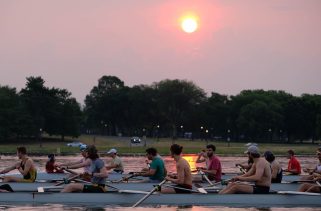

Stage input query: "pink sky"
[{"left": 1, "top": 0, "right": 321, "bottom": 103}]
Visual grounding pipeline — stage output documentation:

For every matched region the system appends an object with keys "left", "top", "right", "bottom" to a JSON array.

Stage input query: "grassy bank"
[{"left": 0, "top": 135, "right": 320, "bottom": 156}]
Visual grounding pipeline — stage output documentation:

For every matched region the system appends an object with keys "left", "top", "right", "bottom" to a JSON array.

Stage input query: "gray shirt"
[{"left": 90, "top": 158, "right": 106, "bottom": 185}]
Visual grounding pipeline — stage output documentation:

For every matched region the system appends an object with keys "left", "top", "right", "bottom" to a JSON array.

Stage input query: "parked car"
[
  {"left": 66, "top": 141, "right": 86, "bottom": 148},
  {"left": 130, "top": 137, "right": 141, "bottom": 144}
]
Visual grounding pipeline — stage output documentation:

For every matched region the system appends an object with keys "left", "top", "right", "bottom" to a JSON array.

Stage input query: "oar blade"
[
  {"left": 37, "top": 187, "right": 45, "bottom": 192},
  {"left": 197, "top": 188, "right": 207, "bottom": 194}
]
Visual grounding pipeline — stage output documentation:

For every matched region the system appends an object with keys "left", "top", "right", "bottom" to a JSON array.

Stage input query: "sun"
[{"left": 181, "top": 17, "right": 198, "bottom": 33}]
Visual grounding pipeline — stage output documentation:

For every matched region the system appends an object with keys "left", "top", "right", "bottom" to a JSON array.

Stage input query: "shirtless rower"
[
  {"left": 0, "top": 147, "right": 37, "bottom": 183},
  {"left": 161, "top": 144, "right": 192, "bottom": 193},
  {"left": 61, "top": 145, "right": 108, "bottom": 193},
  {"left": 219, "top": 145, "right": 271, "bottom": 194},
  {"left": 196, "top": 144, "right": 222, "bottom": 182}
]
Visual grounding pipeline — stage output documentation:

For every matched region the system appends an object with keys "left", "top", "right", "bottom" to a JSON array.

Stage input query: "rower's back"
[{"left": 177, "top": 157, "right": 192, "bottom": 186}]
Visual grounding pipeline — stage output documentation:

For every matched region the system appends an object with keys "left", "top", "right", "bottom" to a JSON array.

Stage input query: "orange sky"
[{"left": 1, "top": 0, "right": 321, "bottom": 103}]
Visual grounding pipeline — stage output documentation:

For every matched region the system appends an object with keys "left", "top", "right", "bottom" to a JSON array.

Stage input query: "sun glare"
[{"left": 181, "top": 17, "right": 198, "bottom": 33}]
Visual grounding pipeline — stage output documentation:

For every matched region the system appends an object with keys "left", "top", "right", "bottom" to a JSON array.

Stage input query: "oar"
[
  {"left": 198, "top": 170, "right": 213, "bottom": 186},
  {"left": 132, "top": 179, "right": 167, "bottom": 208},
  {"left": 278, "top": 190, "right": 321, "bottom": 196},
  {"left": 38, "top": 174, "right": 80, "bottom": 192},
  {"left": 282, "top": 180, "right": 315, "bottom": 184},
  {"left": 316, "top": 181, "right": 321, "bottom": 187},
  {"left": 161, "top": 183, "right": 207, "bottom": 194},
  {"left": 235, "top": 164, "right": 246, "bottom": 174},
  {"left": 113, "top": 173, "right": 136, "bottom": 183}
]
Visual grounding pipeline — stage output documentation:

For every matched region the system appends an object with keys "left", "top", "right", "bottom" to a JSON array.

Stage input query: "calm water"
[{"left": 0, "top": 154, "right": 319, "bottom": 211}]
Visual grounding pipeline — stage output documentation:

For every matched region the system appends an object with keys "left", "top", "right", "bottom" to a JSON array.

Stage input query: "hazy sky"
[{"left": 1, "top": 0, "right": 321, "bottom": 104}]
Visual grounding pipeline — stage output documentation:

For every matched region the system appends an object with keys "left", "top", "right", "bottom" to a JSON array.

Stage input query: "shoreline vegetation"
[{"left": 0, "top": 135, "right": 320, "bottom": 156}]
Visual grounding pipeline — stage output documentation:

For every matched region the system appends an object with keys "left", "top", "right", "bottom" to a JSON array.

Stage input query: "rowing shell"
[
  {"left": 0, "top": 182, "right": 302, "bottom": 192},
  {"left": 1, "top": 172, "right": 304, "bottom": 182},
  {"left": 0, "top": 192, "right": 320, "bottom": 207}
]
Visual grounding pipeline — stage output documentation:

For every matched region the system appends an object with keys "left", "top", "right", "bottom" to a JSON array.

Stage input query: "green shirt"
[{"left": 149, "top": 157, "right": 165, "bottom": 181}]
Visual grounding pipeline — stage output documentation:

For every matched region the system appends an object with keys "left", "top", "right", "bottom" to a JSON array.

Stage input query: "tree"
[{"left": 152, "top": 79, "right": 206, "bottom": 139}]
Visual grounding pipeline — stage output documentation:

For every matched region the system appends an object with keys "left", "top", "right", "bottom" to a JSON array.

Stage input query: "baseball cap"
[
  {"left": 244, "top": 143, "right": 258, "bottom": 147},
  {"left": 244, "top": 145, "right": 260, "bottom": 154},
  {"left": 80, "top": 145, "right": 87, "bottom": 151},
  {"left": 107, "top": 148, "right": 117, "bottom": 154}
]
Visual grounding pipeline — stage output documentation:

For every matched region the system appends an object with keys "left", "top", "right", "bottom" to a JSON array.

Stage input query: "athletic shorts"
[
  {"left": 83, "top": 184, "right": 106, "bottom": 193},
  {"left": 173, "top": 184, "right": 192, "bottom": 193},
  {"left": 253, "top": 185, "right": 270, "bottom": 194}
]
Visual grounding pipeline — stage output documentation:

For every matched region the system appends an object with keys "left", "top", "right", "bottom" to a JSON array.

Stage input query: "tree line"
[{"left": 1, "top": 75, "right": 321, "bottom": 143}]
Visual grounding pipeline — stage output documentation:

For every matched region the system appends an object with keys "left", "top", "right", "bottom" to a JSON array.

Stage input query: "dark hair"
[
  {"left": 146, "top": 148, "right": 157, "bottom": 156},
  {"left": 48, "top": 154, "right": 55, "bottom": 162},
  {"left": 17, "top": 146, "right": 27, "bottom": 155},
  {"left": 206, "top": 144, "right": 216, "bottom": 152},
  {"left": 170, "top": 144, "right": 183, "bottom": 155},
  {"left": 251, "top": 153, "right": 260, "bottom": 158},
  {"left": 86, "top": 145, "right": 99, "bottom": 160},
  {"left": 287, "top": 149, "right": 294, "bottom": 156},
  {"left": 264, "top": 151, "right": 275, "bottom": 163}
]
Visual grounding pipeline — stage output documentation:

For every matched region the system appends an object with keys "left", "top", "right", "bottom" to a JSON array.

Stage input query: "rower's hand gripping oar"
[
  {"left": 132, "top": 179, "right": 167, "bottom": 208},
  {"left": 235, "top": 164, "right": 247, "bottom": 174},
  {"left": 198, "top": 170, "right": 214, "bottom": 186}
]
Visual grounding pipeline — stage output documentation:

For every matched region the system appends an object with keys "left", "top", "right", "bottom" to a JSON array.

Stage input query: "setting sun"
[{"left": 181, "top": 17, "right": 198, "bottom": 33}]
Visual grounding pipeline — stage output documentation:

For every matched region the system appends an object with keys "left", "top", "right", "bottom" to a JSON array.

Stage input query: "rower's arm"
[
  {"left": 0, "top": 163, "right": 17, "bottom": 174},
  {"left": 271, "top": 165, "right": 278, "bottom": 179},
  {"left": 240, "top": 164, "right": 255, "bottom": 177},
  {"left": 195, "top": 153, "right": 206, "bottom": 163},
  {"left": 203, "top": 169, "right": 217, "bottom": 175},
  {"left": 140, "top": 168, "right": 156, "bottom": 176},
  {"left": 93, "top": 165, "right": 108, "bottom": 178},
  {"left": 18, "top": 160, "right": 32, "bottom": 176},
  {"left": 239, "top": 162, "right": 263, "bottom": 182},
  {"left": 67, "top": 159, "right": 91, "bottom": 169}
]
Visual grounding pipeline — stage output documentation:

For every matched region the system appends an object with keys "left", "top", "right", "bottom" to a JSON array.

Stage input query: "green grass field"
[{"left": 0, "top": 135, "right": 319, "bottom": 156}]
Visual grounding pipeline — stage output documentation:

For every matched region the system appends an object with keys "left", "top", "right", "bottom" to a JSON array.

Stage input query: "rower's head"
[
  {"left": 48, "top": 154, "right": 55, "bottom": 162},
  {"left": 146, "top": 148, "right": 157, "bottom": 160},
  {"left": 244, "top": 145, "right": 260, "bottom": 160},
  {"left": 287, "top": 149, "right": 295, "bottom": 159},
  {"left": 86, "top": 145, "right": 99, "bottom": 160},
  {"left": 170, "top": 144, "right": 183, "bottom": 158},
  {"left": 206, "top": 144, "right": 216, "bottom": 157},
  {"left": 107, "top": 148, "right": 117, "bottom": 158},
  {"left": 263, "top": 151, "right": 275, "bottom": 163},
  {"left": 80, "top": 145, "right": 88, "bottom": 158},
  {"left": 16, "top": 146, "right": 27, "bottom": 159}
]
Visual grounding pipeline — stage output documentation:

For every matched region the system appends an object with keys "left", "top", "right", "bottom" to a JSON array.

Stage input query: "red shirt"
[
  {"left": 288, "top": 156, "right": 301, "bottom": 174},
  {"left": 207, "top": 155, "right": 222, "bottom": 181}
]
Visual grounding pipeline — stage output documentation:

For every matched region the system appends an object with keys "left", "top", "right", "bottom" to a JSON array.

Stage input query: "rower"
[
  {"left": 134, "top": 148, "right": 166, "bottom": 182},
  {"left": 219, "top": 145, "right": 271, "bottom": 194},
  {"left": 263, "top": 151, "right": 282, "bottom": 183},
  {"left": 57, "top": 145, "right": 91, "bottom": 180},
  {"left": 235, "top": 143, "right": 258, "bottom": 172},
  {"left": 105, "top": 148, "right": 124, "bottom": 174},
  {"left": 0, "top": 147, "right": 37, "bottom": 183},
  {"left": 61, "top": 145, "right": 108, "bottom": 193},
  {"left": 298, "top": 173, "right": 321, "bottom": 193},
  {"left": 161, "top": 144, "right": 192, "bottom": 193},
  {"left": 301, "top": 147, "right": 321, "bottom": 180},
  {"left": 285, "top": 149, "right": 301, "bottom": 175},
  {"left": 196, "top": 144, "right": 222, "bottom": 182},
  {"left": 45, "top": 154, "right": 64, "bottom": 173}
]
